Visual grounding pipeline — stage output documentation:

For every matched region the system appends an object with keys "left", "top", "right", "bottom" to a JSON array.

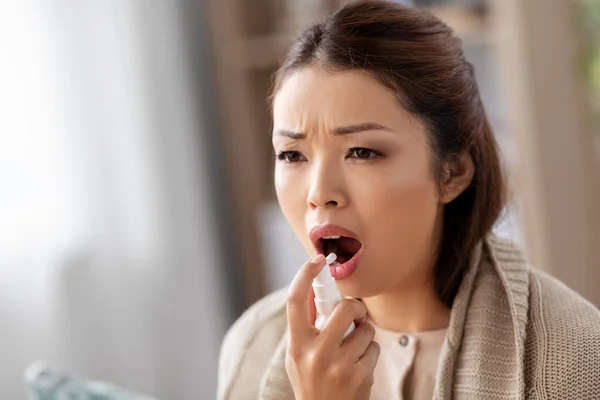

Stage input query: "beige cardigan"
[{"left": 218, "top": 236, "right": 600, "bottom": 399}]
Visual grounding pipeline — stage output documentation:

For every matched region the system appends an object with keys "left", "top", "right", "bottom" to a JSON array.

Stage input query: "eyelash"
[
  {"left": 276, "top": 151, "right": 305, "bottom": 164},
  {"left": 275, "top": 147, "right": 383, "bottom": 164},
  {"left": 348, "top": 147, "right": 383, "bottom": 160}
]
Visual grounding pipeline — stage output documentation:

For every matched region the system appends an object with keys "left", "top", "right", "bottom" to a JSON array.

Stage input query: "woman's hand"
[{"left": 285, "top": 254, "right": 380, "bottom": 400}]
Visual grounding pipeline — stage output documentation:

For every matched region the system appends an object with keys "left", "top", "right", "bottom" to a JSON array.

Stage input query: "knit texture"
[{"left": 218, "top": 236, "right": 600, "bottom": 399}]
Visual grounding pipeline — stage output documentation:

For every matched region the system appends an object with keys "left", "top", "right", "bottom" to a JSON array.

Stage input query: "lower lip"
[{"left": 328, "top": 247, "right": 362, "bottom": 280}]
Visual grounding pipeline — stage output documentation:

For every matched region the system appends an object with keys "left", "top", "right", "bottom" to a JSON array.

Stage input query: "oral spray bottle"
[{"left": 312, "top": 253, "right": 356, "bottom": 339}]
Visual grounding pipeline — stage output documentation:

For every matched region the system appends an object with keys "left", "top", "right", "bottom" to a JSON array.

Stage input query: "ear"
[{"left": 439, "top": 149, "right": 475, "bottom": 204}]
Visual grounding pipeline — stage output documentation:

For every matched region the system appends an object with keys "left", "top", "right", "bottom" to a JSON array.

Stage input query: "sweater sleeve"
[
  {"left": 530, "top": 270, "right": 600, "bottom": 400},
  {"left": 217, "top": 288, "right": 288, "bottom": 400}
]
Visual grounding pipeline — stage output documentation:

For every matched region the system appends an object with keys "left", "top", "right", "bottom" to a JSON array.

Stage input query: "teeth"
[
  {"left": 323, "top": 235, "right": 341, "bottom": 239},
  {"left": 332, "top": 261, "right": 341, "bottom": 266}
]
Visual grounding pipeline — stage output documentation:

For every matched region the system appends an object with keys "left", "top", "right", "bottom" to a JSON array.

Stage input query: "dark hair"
[{"left": 270, "top": 1, "right": 506, "bottom": 306}]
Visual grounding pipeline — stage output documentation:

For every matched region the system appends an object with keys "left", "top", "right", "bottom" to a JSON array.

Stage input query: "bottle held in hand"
[{"left": 312, "top": 253, "right": 356, "bottom": 339}]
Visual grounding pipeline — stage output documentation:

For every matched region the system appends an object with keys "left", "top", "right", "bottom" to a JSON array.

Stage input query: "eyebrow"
[{"left": 274, "top": 123, "right": 395, "bottom": 139}]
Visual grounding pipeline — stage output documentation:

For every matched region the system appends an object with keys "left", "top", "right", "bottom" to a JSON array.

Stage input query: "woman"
[{"left": 218, "top": 2, "right": 600, "bottom": 399}]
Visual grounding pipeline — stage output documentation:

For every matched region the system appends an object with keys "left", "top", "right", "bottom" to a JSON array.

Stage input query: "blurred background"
[{"left": 0, "top": 0, "right": 598, "bottom": 398}]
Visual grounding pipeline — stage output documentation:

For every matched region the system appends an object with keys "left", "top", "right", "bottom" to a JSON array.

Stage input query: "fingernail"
[{"left": 311, "top": 254, "right": 325, "bottom": 264}]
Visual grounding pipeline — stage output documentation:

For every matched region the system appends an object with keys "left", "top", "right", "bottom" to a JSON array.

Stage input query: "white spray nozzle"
[
  {"left": 325, "top": 253, "right": 337, "bottom": 265},
  {"left": 315, "top": 253, "right": 337, "bottom": 285}
]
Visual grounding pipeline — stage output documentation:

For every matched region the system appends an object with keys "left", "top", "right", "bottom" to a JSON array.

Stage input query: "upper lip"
[{"left": 309, "top": 224, "right": 360, "bottom": 254}]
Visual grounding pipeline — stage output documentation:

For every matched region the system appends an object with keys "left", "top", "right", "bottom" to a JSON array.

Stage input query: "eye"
[
  {"left": 276, "top": 151, "right": 306, "bottom": 163},
  {"left": 347, "top": 147, "right": 381, "bottom": 160}
]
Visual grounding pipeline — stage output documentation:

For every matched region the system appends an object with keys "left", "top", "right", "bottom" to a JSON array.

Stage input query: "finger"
[
  {"left": 319, "top": 298, "right": 367, "bottom": 347},
  {"left": 340, "top": 322, "right": 376, "bottom": 363},
  {"left": 357, "top": 341, "right": 380, "bottom": 370},
  {"left": 286, "top": 254, "right": 326, "bottom": 340},
  {"left": 308, "top": 287, "right": 317, "bottom": 326}
]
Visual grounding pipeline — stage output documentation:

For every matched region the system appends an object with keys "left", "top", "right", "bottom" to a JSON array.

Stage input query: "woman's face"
[{"left": 272, "top": 67, "right": 444, "bottom": 298}]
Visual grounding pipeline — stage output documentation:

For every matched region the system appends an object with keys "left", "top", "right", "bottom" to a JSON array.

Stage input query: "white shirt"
[{"left": 369, "top": 321, "right": 447, "bottom": 400}]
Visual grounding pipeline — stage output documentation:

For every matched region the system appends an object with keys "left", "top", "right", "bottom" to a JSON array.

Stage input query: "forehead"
[{"left": 272, "top": 67, "right": 406, "bottom": 128}]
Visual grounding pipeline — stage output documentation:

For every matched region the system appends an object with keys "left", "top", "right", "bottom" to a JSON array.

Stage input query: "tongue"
[{"left": 337, "top": 237, "right": 361, "bottom": 253}]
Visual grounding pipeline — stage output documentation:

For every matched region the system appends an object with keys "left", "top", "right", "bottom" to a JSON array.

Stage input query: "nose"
[{"left": 306, "top": 161, "right": 348, "bottom": 210}]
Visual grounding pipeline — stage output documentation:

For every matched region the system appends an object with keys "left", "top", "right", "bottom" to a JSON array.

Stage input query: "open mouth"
[
  {"left": 317, "top": 236, "right": 362, "bottom": 264},
  {"left": 309, "top": 224, "right": 363, "bottom": 280}
]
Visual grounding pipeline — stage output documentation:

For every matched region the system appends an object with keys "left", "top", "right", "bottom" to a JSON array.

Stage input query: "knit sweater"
[{"left": 218, "top": 236, "right": 600, "bottom": 399}]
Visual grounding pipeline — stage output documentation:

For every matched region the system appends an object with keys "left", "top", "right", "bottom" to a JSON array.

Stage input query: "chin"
[{"left": 335, "top": 275, "right": 380, "bottom": 299}]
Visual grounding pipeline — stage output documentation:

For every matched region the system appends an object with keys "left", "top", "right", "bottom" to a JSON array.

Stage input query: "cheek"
[
  {"left": 386, "top": 165, "right": 436, "bottom": 219},
  {"left": 353, "top": 157, "right": 439, "bottom": 247},
  {"left": 275, "top": 168, "right": 311, "bottom": 246},
  {"left": 275, "top": 168, "right": 297, "bottom": 216}
]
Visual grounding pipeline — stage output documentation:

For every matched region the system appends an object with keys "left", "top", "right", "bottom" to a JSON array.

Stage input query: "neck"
[{"left": 361, "top": 278, "right": 450, "bottom": 333}]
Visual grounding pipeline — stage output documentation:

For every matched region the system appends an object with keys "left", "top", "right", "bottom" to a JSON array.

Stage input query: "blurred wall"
[
  {"left": 493, "top": 0, "right": 600, "bottom": 306},
  {"left": 0, "top": 1, "right": 233, "bottom": 398}
]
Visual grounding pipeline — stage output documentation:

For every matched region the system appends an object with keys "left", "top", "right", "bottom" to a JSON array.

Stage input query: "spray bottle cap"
[
  {"left": 325, "top": 253, "right": 337, "bottom": 264},
  {"left": 314, "top": 253, "right": 337, "bottom": 286}
]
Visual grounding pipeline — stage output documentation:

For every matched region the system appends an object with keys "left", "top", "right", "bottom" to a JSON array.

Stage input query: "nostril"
[
  {"left": 307, "top": 187, "right": 342, "bottom": 208},
  {"left": 308, "top": 200, "right": 338, "bottom": 209}
]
